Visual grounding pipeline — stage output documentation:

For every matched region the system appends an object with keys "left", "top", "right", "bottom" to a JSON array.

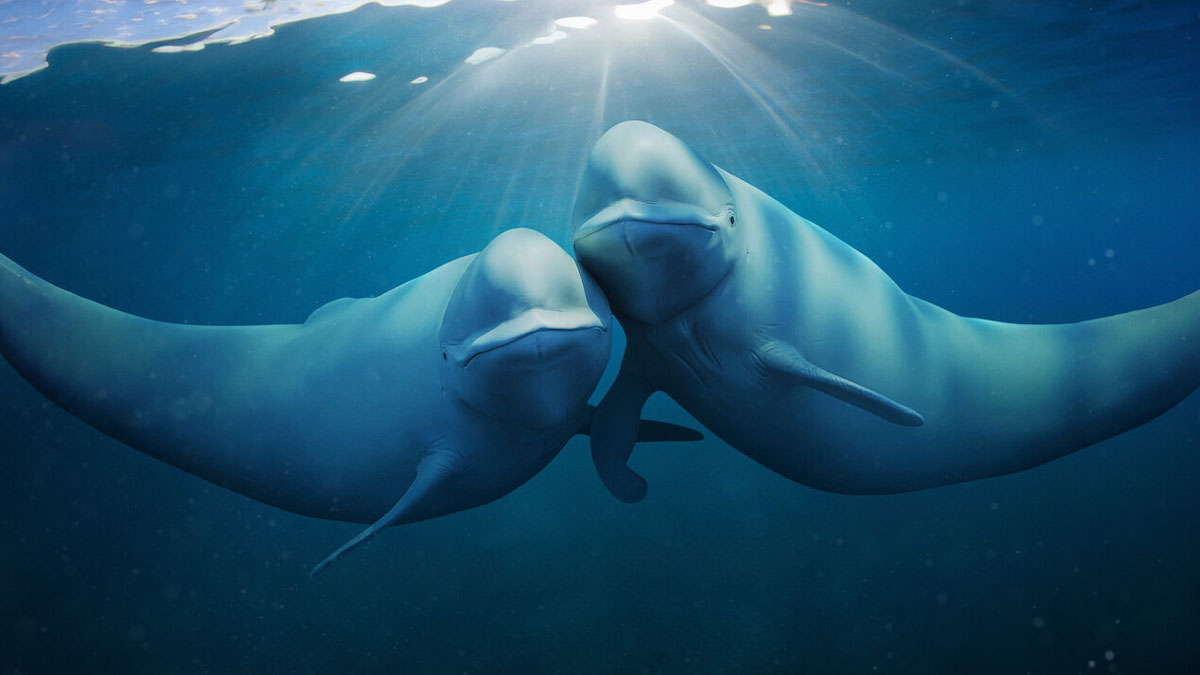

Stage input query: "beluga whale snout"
[
  {"left": 439, "top": 228, "right": 611, "bottom": 429},
  {"left": 573, "top": 120, "right": 741, "bottom": 325},
  {"left": 573, "top": 120, "right": 1200, "bottom": 504},
  {"left": 0, "top": 226, "right": 701, "bottom": 576}
]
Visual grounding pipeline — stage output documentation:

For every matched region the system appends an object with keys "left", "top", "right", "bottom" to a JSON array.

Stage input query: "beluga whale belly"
[
  {"left": 0, "top": 227, "right": 699, "bottom": 574},
  {"left": 572, "top": 120, "right": 1200, "bottom": 503}
]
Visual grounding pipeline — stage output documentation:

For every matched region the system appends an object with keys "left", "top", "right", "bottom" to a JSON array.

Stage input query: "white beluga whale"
[
  {"left": 0, "top": 228, "right": 700, "bottom": 575},
  {"left": 572, "top": 120, "right": 1200, "bottom": 503}
]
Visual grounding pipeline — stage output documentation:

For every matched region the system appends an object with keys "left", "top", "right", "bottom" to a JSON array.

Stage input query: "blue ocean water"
[{"left": 0, "top": 1, "right": 1197, "bottom": 673}]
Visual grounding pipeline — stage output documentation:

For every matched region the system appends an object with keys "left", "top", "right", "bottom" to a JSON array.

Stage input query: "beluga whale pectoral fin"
[
  {"left": 589, "top": 361, "right": 657, "bottom": 504},
  {"left": 576, "top": 405, "right": 703, "bottom": 443},
  {"left": 309, "top": 450, "right": 463, "bottom": 577},
  {"left": 756, "top": 340, "right": 925, "bottom": 427}
]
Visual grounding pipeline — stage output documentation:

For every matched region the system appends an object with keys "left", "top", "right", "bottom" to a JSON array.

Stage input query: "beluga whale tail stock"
[
  {"left": 0, "top": 227, "right": 701, "bottom": 576},
  {"left": 572, "top": 120, "right": 1200, "bottom": 503}
]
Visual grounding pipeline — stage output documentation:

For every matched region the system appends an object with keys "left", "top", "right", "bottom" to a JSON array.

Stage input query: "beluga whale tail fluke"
[
  {"left": 0, "top": 228, "right": 702, "bottom": 576},
  {"left": 572, "top": 120, "right": 1200, "bottom": 500}
]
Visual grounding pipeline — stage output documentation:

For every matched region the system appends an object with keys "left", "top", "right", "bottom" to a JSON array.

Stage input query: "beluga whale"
[
  {"left": 0, "top": 228, "right": 700, "bottom": 575},
  {"left": 572, "top": 120, "right": 1200, "bottom": 503}
]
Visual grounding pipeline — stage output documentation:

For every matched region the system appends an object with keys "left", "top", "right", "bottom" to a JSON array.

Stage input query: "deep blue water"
[{"left": 1, "top": 1, "right": 1198, "bottom": 673}]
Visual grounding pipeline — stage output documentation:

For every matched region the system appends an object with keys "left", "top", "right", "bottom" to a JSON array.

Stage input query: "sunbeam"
[{"left": 242, "top": 0, "right": 1061, "bottom": 255}]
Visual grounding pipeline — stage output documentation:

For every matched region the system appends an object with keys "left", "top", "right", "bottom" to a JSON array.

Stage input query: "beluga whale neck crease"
[
  {"left": 572, "top": 120, "right": 1200, "bottom": 503},
  {"left": 0, "top": 228, "right": 701, "bottom": 575}
]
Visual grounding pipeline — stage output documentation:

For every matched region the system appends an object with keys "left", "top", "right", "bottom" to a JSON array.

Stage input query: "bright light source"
[
  {"left": 410, "top": 76, "right": 428, "bottom": 84},
  {"left": 766, "top": 1, "right": 793, "bottom": 16},
  {"left": 706, "top": 0, "right": 753, "bottom": 7},
  {"left": 614, "top": 0, "right": 675, "bottom": 21},
  {"left": 151, "top": 43, "right": 205, "bottom": 53},
  {"left": 531, "top": 31, "right": 569, "bottom": 46},
  {"left": 555, "top": 16, "right": 597, "bottom": 29},
  {"left": 339, "top": 71, "right": 376, "bottom": 82},
  {"left": 464, "top": 47, "right": 505, "bottom": 65}
]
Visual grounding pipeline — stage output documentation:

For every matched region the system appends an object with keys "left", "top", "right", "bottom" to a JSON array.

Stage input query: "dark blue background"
[{"left": 1, "top": 1, "right": 1197, "bottom": 673}]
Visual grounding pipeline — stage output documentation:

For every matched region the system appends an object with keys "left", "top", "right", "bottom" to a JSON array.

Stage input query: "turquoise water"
[{"left": 1, "top": 1, "right": 1197, "bottom": 673}]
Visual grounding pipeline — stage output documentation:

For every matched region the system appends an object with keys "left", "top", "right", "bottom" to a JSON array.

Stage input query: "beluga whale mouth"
[
  {"left": 574, "top": 198, "right": 724, "bottom": 241},
  {"left": 447, "top": 308, "right": 607, "bottom": 368},
  {"left": 571, "top": 120, "right": 743, "bottom": 324}
]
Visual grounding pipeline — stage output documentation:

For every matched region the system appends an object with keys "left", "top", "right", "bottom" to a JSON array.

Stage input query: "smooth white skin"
[
  {"left": 0, "top": 228, "right": 611, "bottom": 524},
  {"left": 575, "top": 121, "right": 1200, "bottom": 495}
]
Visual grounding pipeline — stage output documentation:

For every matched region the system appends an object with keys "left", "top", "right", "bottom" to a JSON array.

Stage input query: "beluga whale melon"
[
  {"left": 0, "top": 228, "right": 701, "bottom": 575},
  {"left": 572, "top": 120, "right": 1200, "bottom": 503}
]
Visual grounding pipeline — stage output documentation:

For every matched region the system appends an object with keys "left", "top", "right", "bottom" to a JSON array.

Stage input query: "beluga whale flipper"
[
  {"left": 0, "top": 228, "right": 701, "bottom": 575},
  {"left": 572, "top": 120, "right": 1200, "bottom": 502}
]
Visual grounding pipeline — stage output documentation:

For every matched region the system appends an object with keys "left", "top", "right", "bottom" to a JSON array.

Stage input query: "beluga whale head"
[
  {"left": 439, "top": 228, "right": 611, "bottom": 428},
  {"left": 572, "top": 120, "right": 743, "bottom": 325}
]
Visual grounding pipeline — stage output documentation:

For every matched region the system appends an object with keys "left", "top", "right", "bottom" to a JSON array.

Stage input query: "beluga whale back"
[
  {"left": 572, "top": 120, "right": 1200, "bottom": 503},
  {"left": 0, "top": 227, "right": 700, "bottom": 574}
]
